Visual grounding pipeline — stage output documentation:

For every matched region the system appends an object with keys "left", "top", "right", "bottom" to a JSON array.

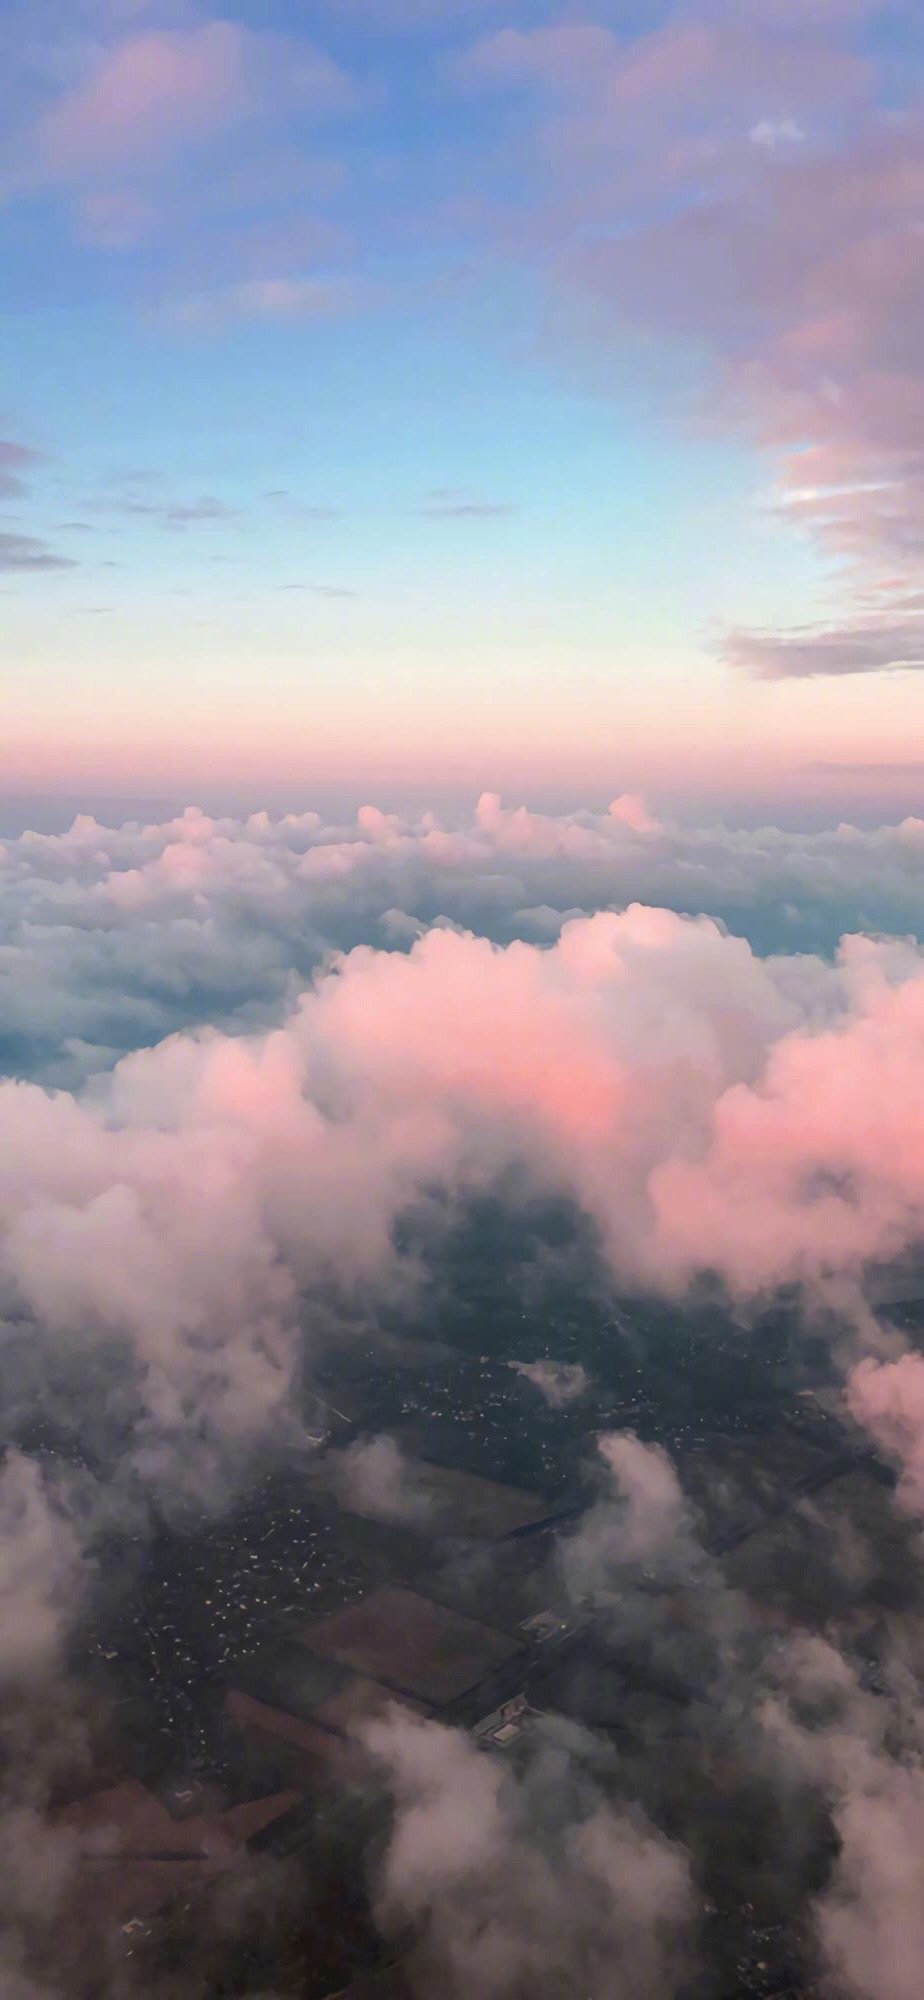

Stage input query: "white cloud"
[
  {"left": 509, "top": 1358, "right": 589, "bottom": 1406},
  {"left": 749, "top": 116, "right": 805, "bottom": 148},
  {"left": 359, "top": 1705, "right": 694, "bottom": 1998}
]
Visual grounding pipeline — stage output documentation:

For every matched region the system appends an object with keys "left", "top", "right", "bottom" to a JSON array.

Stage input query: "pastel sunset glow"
[{"left": 2, "top": 0, "right": 923, "bottom": 822}]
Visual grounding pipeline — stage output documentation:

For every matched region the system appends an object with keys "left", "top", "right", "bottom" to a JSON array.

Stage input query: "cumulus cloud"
[
  {"left": 359, "top": 1705, "right": 695, "bottom": 1998},
  {"left": 4, "top": 795, "right": 924, "bottom": 1090},
  {"left": 3, "top": 801, "right": 922, "bottom": 1992},
  {"left": 608, "top": 793, "right": 660, "bottom": 834},
  {"left": 817, "top": 1748, "right": 924, "bottom": 2000},
  {"left": 0, "top": 1453, "right": 94, "bottom": 1993},
  {"left": 4, "top": 969, "right": 924, "bottom": 1991},
  {"left": 509, "top": 1359, "right": 589, "bottom": 1407},
  {"left": 349, "top": 1446, "right": 924, "bottom": 2000},
  {"left": 329, "top": 1433, "right": 434, "bottom": 1525},
  {"left": 558, "top": 1445, "right": 924, "bottom": 2000},
  {"left": 286, "top": 906, "right": 924, "bottom": 1300},
  {"left": 563, "top": 1434, "right": 693, "bottom": 1602},
  {"left": 0, "top": 793, "right": 923, "bottom": 1522},
  {"left": 749, "top": 116, "right": 805, "bottom": 149},
  {"left": 0, "top": 1454, "right": 85, "bottom": 1686},
  {"left": 757, "top": 1632, "right": 924, "bottom": 2000},
  {"left": 2, "top": 865, "right": 924, "bottom": 1491},
  {"left": 847, "top": 1354, "right": 924, "bottom": 1515}
]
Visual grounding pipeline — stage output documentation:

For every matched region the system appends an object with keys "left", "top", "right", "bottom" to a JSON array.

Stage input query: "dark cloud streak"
[
  {"left": 0, "top": 530, "right": 75, "bottom": 572},
  {"left": 723, "top": 616, "right": 924, "bottom": 678}
]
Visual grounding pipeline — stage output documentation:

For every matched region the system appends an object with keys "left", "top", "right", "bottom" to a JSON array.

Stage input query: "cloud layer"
[
  {"left": 3, "top": 794, "right": 923, "bottom": 1087},
  {"left": 2, "top": 798, "right": 924, "bottom": 1986},
  {"left": 1, "top": 828, "right": 923, "bottom": 1493}
]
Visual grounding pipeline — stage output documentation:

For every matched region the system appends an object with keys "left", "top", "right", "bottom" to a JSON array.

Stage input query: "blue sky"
[{"left": 2, "top": 0, "right": 923, "bottom": 820}]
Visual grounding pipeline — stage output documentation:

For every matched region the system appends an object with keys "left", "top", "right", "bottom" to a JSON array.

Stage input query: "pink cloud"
[
  {"left": 455, "top": 5, "right": 922, "bottom": 669},
  {"left": 36, "top": 25, "right": 250, "bottom": 176},
  {"left": 609, "top": 21, "right": 720, "bottom": 106},
  {"left": 0, "top": 437, "right": 43, "bottom": 499},
  {"left": 300, "top": 910, "right": 924, "bottom": 1302},
  {"left": 458, "top": 13, "right": 864, "bottom": 119},
  {"left": 13, "top": 15, "right": 357, "bottom": 264},
  {"left": 32, "top": 21, "right": 352, "bottom": 183},
  {"left": 847, "top": 1354, "right": 924, "bottom": 1513},
  {"left": 73, "top": 186, "right": 158, "bottom": 249},
  {"left": 454, "top": 24, "right": 622, "bottom": 94},
  {"left": 326, "top": 0, "right": 503, "bottom": 21},
  {"left": 609, "top": 793, "right": 660, "bottom": 833},
  {"left": 164, "top": 272, "right": 361, "bottom": 330}
]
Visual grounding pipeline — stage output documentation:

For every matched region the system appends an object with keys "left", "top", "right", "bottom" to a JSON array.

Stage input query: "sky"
[
  {"left": 1, "top": 0, "right": 924, "bottom": 822},
  {"left": 5, "top": 15, "right": 924, "bottom": 1991}
]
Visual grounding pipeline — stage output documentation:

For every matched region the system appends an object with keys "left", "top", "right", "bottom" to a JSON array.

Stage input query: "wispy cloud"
[
  {"left": 163, "top": 273, "right": 362, "bottom": 330},
  {"left": 451, "top": 5, "right": 924, "bottom": 670},
  {"left": 107, "top": 490, "right": 238, "bottom": 531},
  {"left": 809, "top": 759, "right": 924, "bottom": 776},
  {"left": 0, "top": 14, "right": 358, "bottom": 271},
  {"left": 419, "top": 487, "right": 515, "bottom": 518},
  {"left": 724, "top": 616, "right": 924, "bottom": 679},
  {"left": 0, "top": 531, "right": 75, "bottom": 573},
  {"left": 35, "top": 26, "right": 253, "bottom": 179},
  {"left": 263, "top": 492, "right": 342, "bottom": 520},
  {"left": 278, "top": 583, "right": 358, "bottom": 598},
  {"left": 0, "top": 439, "right": 44, "bottom": 500},
  {"left": 32, "top": 24, "right": 353, "bottom": 182}
]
